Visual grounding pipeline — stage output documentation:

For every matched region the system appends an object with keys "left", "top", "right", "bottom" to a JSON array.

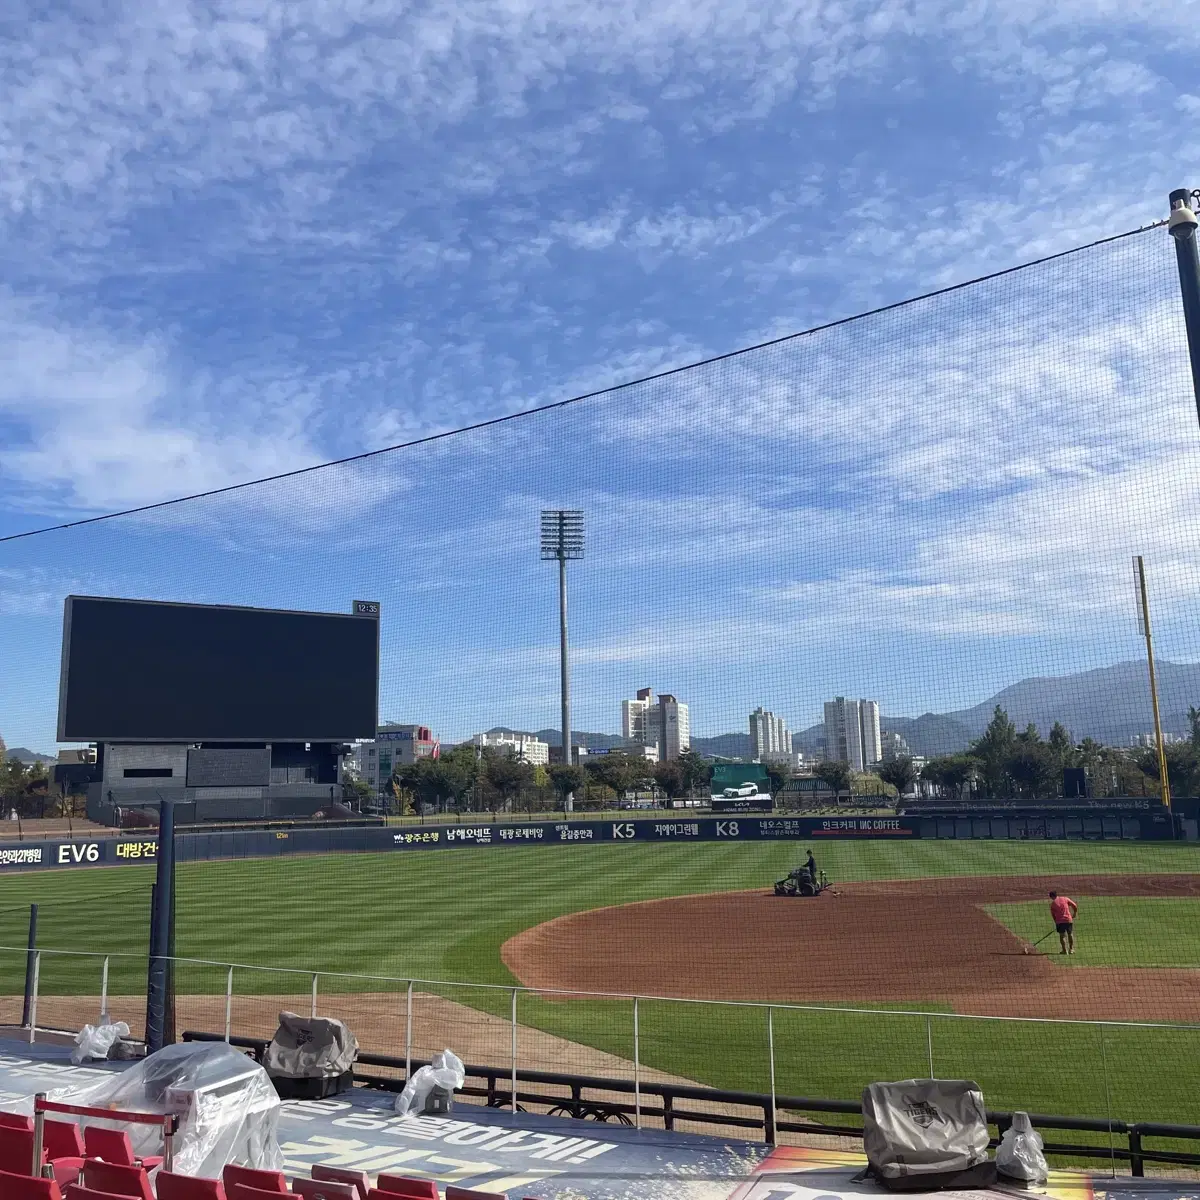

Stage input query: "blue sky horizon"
[{"left": 5, "top": 1, "right": 1200, "bottom": 753}]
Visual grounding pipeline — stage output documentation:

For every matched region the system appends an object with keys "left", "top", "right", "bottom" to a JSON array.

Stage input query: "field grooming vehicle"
[{"left": 773, "top": 867, "right": 830, "bottom": 896}]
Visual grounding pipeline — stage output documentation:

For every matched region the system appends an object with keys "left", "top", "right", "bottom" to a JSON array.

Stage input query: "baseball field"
[{"left": 0, "top": 838, "right": 1198, "bottom": 1127}]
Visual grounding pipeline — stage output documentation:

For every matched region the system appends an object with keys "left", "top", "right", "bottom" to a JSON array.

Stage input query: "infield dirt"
[{"left": 502, "top": 873, "right": 1200, "bottom": 1021}]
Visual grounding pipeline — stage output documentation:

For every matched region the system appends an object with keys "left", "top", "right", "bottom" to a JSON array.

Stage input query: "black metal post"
[
  {"left": 21, "top": 904, "right": 38, "bottom": 1027},
  {"left": 145, "top": 800, "right": 176, "bottom": 1053},
  {"left": 1169, "top": 189, "right": 1200, "bottom": 425}
]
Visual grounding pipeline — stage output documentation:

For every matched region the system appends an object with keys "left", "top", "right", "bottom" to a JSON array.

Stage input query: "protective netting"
[{"left": 4, "top": 224, "right": 1200, "bottom": 1135}]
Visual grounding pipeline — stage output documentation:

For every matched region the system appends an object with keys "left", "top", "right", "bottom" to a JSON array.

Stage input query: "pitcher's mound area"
[{"left": 502, "top": 873, "right": 1200, "bottom": 1022}]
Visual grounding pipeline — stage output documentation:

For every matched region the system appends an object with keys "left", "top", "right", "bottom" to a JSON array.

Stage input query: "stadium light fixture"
[{"left": 541, "top": 511, "right": 584, "bottom": 808}]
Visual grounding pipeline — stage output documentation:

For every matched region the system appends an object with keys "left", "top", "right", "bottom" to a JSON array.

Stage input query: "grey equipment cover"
[
  {"left": 862, "top": 1079, "right": 990, "bottom": 1180},
  {"left": 263, "top": 1012, "right": 358, "bottom": 1080}
]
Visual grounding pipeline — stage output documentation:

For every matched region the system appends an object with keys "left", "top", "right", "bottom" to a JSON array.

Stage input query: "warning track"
[{"left": 501, "top": 874, "right": 1200, "bottom": 1022}]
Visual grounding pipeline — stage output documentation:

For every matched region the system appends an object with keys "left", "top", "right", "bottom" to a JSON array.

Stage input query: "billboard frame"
[{"left": 57, "top": 595, "right": 380, "bottom": 744}]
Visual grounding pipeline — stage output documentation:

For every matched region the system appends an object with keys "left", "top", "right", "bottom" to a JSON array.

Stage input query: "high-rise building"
[
  {"left": 823, "top": 698, "right": 882, "bottom": 771},
  {"left": 621, "top": 688, "right": 691, "bottom": 760},
  {"left": 749, "top": 707, "right": 792, "bottom": 763},
  {"left": 880, "top": 730, "right": 910, "bottom": 761}
]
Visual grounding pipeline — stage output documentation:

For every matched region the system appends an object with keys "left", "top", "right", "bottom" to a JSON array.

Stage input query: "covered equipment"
[
  {"left": 263, "top": 1012, "right": 358, "bottom": 1099},
  {"left": 45, "top": 1041, "right": 282, "bottom": 1178},
  {"left": 860, "top": 1078, "right": 996, "bottom": 1191}
]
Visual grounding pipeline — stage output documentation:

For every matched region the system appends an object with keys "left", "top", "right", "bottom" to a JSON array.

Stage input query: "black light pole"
[
  {"left": 1168, "top": 189, "right": 1200, "bottom": 425},
  {"left": 541, "top": 510, "right": 584, "bottom": 811}
]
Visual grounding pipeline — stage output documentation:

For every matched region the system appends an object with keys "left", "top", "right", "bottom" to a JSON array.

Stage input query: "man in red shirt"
[{"left": 1049, "top": 891, "right": 1079, "bottom": 955}]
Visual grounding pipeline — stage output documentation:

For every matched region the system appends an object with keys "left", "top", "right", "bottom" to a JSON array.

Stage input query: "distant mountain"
[
  {"left": 488, "top": 660, "right": 1200, "bottom": 763},
  {"left": 4, "top": 747, "right": 54, "bottom": 765},
  {"left": 942, "top": 660, "right": 1200, "bottom": 745},
  {"left": 879, "top": 714, "right": 974, "bottom": 756},
  {"left": 530, "top": 729, "right": 628, "bottom": 750},
  {"left": 691, "top": 733, "right": 752, "bottom": 759}
]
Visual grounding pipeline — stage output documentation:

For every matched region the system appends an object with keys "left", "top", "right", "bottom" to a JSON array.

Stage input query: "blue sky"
[{"left": 4, "top": 0, "right": 1200, "bottom": 751}]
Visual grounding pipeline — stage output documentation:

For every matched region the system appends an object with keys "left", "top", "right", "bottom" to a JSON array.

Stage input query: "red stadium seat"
[
  {"left": 445, "top": 1189, "right": 507, "bottom": 1200},
  {"left": 0, "top": 1166, "right": 64, "bottom": 1199},
  {"left": 79, "top": 1160, "right": 155, "bottom": 1200},
  {"left": 81, "top": 1127, "right": 163, "bottom": 1172},
  {"left": 156, "top": 1172, "right": 229, "bottom": 1200},
  {"left": 0, "top": 1124, "right": 43, "bottom": 1175},
  {"left": 311, "top": 1165, "right": 370, "bottom": 1199},
  {"left": 66, "top": 1187, "right": 129, "bottom": 1200},
  {"left": 293, "top": 1179, "right": 358, "bottom": 1200},
  {"left": 225, "top": 1185, "right": 294, "bottom": 1200},
  {"left": 0, "top": 1112, "right": 35, "bottom": 1131},
  {"left": 222, "top": 1164, "right": 289, "bottom": 1193},
  {"left": 44, "top": 1121, "right": 86, "bottom": 1160},
  {"left": 375, "top": 1177, "right": 439, "bottom": 1199}
]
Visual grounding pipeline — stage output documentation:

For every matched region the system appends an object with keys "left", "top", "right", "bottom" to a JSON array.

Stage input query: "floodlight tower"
[{"left": 541, "top": 510, "right": 584, "bottom": 805}]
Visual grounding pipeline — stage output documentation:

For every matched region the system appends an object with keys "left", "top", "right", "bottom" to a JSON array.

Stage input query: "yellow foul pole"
[{"left": 1135, "top": 555, "right": 1172, "bottom": 810}]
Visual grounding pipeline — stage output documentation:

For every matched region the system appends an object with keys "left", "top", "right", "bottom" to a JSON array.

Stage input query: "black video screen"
[{"left": 58, "top": 597, "right": 379, "bottom": 742}]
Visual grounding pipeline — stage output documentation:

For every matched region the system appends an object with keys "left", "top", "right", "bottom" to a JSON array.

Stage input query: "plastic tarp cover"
[
  {"left": 48, "top": 1042, "right": 283, "bottom": 1178},
  {"left": 395, "top": 1049, "right": 466, "bottom": 1117},
  {"left": 263, "top": 1012, "right": 358, "bottom": 1080},
  {"left": 996, "top": 1112, "right": 1049, "bottom": 1183},
  {"left": 862, "top": 1079, "right": 990, "bottom": 1179},
  {"left": 72, "top": 1022, "right": 131, "bottom": 1064}
]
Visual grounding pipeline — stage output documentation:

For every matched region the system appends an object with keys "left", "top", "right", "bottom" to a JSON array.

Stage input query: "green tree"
[
  {"left": 547, "top": 763, "right": 586, "bottom": 809},
  {"left": 762, "top": 760, "right": 793, "bottom": 797},
  {"left": 921, "top": 755, "right": 977, "bottom": 800},
  {"left": 1136, "top": 741, "right": 1200, "bottom": 799},
  {"left": 652, "top": 759, "right": 686, "bottom": 800},
  {"left": 877, "top": 755, "right": 917, "bottom": 796},
  {"left": 1007, "top": 739, "right": 1057, "bottom": 798},
  {"left": 675, "top": 749, "right": 712, "bottom": 796},
  {"left": 585, "top": 752, "right": 643, "bottom": 802},
  {"left": 814, "top": 759, "right": 851, "bottom": 795},
  {"left": 343, "top": 777, "right": 373, "bottom": 805},
  {"left": 970, "top": 707, "right": 1017, "bottom": 797},
  {"left": 1048, "top": 722, "right": 1074, "bottom": 764},
  {"left": 482, "top": 748, "right": 534, "bottom": 810}
]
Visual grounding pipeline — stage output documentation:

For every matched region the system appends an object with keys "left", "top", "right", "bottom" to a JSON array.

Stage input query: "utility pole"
[
  {"left": 541, "top": 510, "right": 584, "bottom": 811},
  {"left": 1134, "top": 556, "right": 1171, "bottom": 811},
  {"left": 1168, "top": 189, "right": 1200, "bottom": 426}
]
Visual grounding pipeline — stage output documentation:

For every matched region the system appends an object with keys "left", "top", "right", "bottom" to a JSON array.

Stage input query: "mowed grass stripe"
[
  {"left": 0, "top": 841, "right": 1193, "bottom": 985},
  {"left": 0, "top": 839, "right": 1197, "bottom": 1124}
]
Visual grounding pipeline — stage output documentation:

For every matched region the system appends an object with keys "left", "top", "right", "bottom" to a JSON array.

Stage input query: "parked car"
[{"left": 722, "top": 782, "right": 760, "bottom": 798}]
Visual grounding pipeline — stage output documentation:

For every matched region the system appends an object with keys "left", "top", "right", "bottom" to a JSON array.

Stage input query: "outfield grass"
[
  {"left": 986, "top": 898, "right": 1200, "bottom": 967},
  {"left": 0, "top": 838, "right": 1197, "bottom": 1123}
]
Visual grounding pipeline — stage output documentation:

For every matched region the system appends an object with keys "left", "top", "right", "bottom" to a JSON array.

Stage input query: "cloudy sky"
[{"left": 3, "top": 0, "right": 1200, "bottom": 750}]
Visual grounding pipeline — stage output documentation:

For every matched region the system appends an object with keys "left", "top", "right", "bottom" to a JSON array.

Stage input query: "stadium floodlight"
[{"left": 541, "top": 511, "right": 584, "bottom": 807}]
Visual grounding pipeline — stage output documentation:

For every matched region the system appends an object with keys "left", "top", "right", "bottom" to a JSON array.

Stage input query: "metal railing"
[
  {"left": 178, "top": 1034, "right": 1200, "bottom": 1176},
  {"left": 7, "top": 943, "right": 1200, "bottom": 1176}
]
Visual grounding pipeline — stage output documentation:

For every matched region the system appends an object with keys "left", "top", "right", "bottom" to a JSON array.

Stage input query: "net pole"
[
  {"left": 510, "top": 988, "right": 518, "bottom": 1115},
  {"left": 145, "top": 799, "right": 177, "bottom": 1053},
  {"left": 21, "top": 904, "right": 37, "bottom": 1028},
  {"left": 633, "top": 996, "right": 641, "bottom": 1129},
  {"left": 1168, "top": 189, "right": 1200, "bottom": 425},
  {"left": 28, "top": 951, "right": 40, "bottom": 1045},
  {"left": 767, "top": 1006, "right": 777, "bottom": 1145},
  {"left": 405, "top": 981, "right": 413, "bottom": 1081}
]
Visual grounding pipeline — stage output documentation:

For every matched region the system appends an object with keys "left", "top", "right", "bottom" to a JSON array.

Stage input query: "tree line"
[
  {"left": 370, "top": 744, "right": 718, "bottom": 813},
  {"left": 871, "top": 705, "right": 1192, "bottom": 801}
]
